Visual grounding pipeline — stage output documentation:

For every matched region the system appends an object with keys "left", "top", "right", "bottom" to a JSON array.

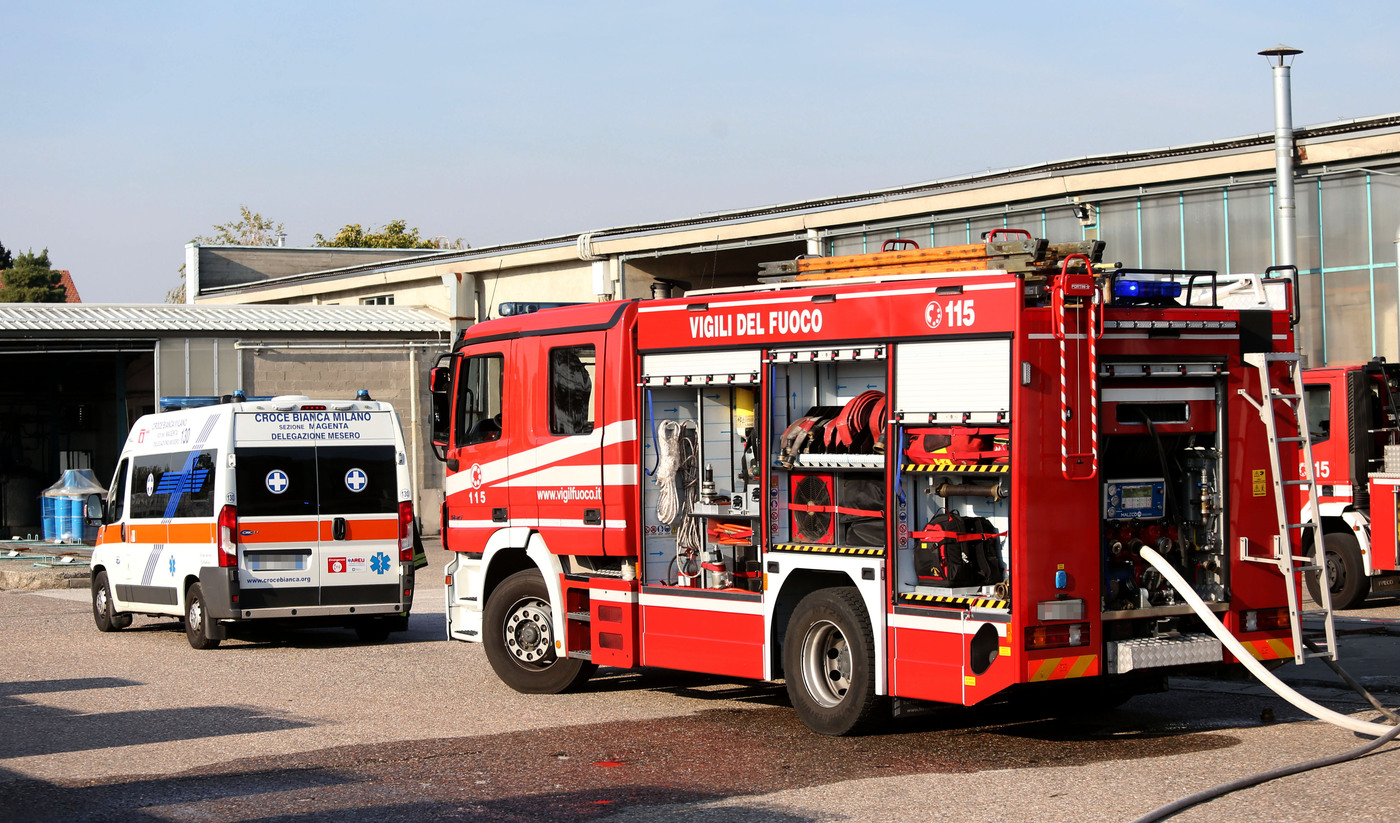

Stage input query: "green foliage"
[
  {"left": 194, "top": 205, "right": 285, "bottom": 247},
  {"left": 169, "top": 206, "right": 287, "bottom": 303},
  {"left": 314, "top": 219, "right": 464, "bottom": 250},
  {"left": 0, "top": 248, "right": 66, "bottom": 303},
  {"left": 0, "top": 239, "right": 12, "bottom": 270}
]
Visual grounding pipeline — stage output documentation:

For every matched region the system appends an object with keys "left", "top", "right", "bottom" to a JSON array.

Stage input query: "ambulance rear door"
[{"left": 314, "top": 412, "right": 404, "bottom": 606}]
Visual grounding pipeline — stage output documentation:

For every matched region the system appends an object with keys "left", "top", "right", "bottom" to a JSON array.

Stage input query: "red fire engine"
[
  {"left": 1301, "top": 357, "right": 1400, "bottom": 607},
  {"left": 431, "top": 233, "right": 1328, "bottom": 735}
]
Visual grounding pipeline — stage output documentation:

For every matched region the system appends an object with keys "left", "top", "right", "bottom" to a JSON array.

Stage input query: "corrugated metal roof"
[{"left": 0, "top": 303, "right": 448, "bottom": 334}]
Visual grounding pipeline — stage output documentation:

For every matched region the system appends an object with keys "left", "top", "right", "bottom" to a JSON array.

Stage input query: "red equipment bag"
[
  {"left": 904, "top": 426, "right": 1008, "bottom": 464},
  {"left": 911, "top": 510, "right": 1003, "bottom": 586}
]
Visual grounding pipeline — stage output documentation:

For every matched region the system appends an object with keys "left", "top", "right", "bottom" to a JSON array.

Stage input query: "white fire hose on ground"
[
  {"left": 1131, "top": 547, "right": 1400, "bottom": 823},
  {"left": 1139, "top": 547, "right": 1393, "bottom": 737}
]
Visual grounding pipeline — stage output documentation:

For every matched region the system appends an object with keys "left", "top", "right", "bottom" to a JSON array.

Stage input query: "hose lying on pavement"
[{"left": 1129, "top": 547, "right": 1399, "bottom": 823}]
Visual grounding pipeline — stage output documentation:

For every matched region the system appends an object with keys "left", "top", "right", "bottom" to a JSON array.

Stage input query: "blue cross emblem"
[
  {"left": 265, "top": 470, "right": 290, "bottom": 495},
  {"left": 344, "top": 468, "right": 368, "bottom": 493}
]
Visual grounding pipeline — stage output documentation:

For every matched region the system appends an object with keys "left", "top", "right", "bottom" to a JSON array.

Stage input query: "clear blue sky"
[{"left": 2, "top": 1, "right": 1395, "bottom": 303}]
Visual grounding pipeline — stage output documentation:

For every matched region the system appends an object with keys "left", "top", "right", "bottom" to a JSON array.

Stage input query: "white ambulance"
[{"left": 90, "top": 394, "right": 417, "bottom": 649}]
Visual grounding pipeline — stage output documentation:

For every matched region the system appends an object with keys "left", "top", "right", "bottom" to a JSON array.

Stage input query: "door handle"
[
  {"left": 121, "top": 524, "right": 127, "bottom": 542},
  {"left": 584, "top": 508, "right": 602, "bottom": 525},
  {"left": 333, "top": 517, "right": 347, "bottom": 541},
  {"left": 491, "top": 508, "right": 508, "bottom": 523}
]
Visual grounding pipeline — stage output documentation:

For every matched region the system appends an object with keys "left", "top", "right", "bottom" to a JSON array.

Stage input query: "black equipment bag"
[
  {"left": 837, "top": 473, "right": 885, "bottom": 547},
  {"left": 912, "top": 511, "right": 1003, "bottom": 586}
]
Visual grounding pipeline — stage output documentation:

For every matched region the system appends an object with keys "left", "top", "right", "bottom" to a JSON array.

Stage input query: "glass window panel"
[
  {"left": 1139, "top": 194, "right": 1182, "bottom": 269},
  {"left": 830, "top": 233, "right": 866, "bottom": 256},
  {"left": 1296, "top": 179, "right": 1322, "bottom": 275},
  {"left": 549, "top": 345, "right": 596, "bottom": 435},
  {"left": 187, "top": 338, "right": 216, "bottom": 396},
  {"left": 1041, "top": 209, "right": 1080, "bottom": 244},
  {"left": 1182, "top": 191, "right": 1225, "bottom": 273},
  {"left": 158, "top": 338, "right": 186, "bottom": 397},
  {"left": 1099, "top": 200, "right": 1139, "bottom": 267},
  {"left": 1227, "top": 184, "right": 1273, "bottom": 274},
  {"left": 1324, "top": 269, "right": 1374, "bottom": 364},
  {"left": 1375, "top": 265, "right": 1399, "bottom": 363},
  {"left": 1371, "top": 172, "right": 1400, "bottom": 265},
  {"left": 1298, "top": 271, "right": 1324, "bottom": 367},
  {"left": 933, "top": 220, "right": 969, "bottom": 247},
  {"left": 1320, "top": 175, "right": 1369, "bottom": 269}
]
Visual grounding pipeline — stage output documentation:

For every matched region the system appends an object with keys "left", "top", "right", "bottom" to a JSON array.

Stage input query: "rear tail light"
[
  {"left": 1243, "top": 608, "right": 1290, "bottom": 633},
  {"left": 217, "top": 504, "right": 238, "bottom": 567},
  {"left": 398, "top": 500, "right": 414, "bottom": 561},
  {"left": 1025, "top": 622, "right": 1089, "bottom": 650}
]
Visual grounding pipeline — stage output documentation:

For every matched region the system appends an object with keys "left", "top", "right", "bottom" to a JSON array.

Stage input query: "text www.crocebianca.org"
[{"left": 536, "top": 486, "right": 603, "bottom": 502}]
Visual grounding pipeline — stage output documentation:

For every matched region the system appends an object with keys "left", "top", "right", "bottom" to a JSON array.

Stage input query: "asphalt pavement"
[{"left": 1, "top": 539, "right": 1397, "bottom": 822}]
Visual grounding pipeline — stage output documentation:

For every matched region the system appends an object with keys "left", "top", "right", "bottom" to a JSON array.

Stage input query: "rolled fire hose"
[{"left": 1139, "top": 547, "right": 1393, "bottom": 737}]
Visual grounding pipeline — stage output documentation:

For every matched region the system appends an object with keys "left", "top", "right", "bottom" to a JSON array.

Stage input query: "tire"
[
  {"left": 482, "top": 569, "right": 595, "bottom": 694},
  {"left": 91, "top": 571, "right": 130, "bottom": 632},
  {"left": 1305, "top": 531, "right": 1371, "bottom": 610},
  {"left": 782, "top": 587, "right": 887, "bottom": 736},
  {"left": 184, "top": 583, "right": 222, "bottom": 650}
]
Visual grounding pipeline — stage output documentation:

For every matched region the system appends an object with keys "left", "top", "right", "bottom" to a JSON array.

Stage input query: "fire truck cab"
[
  {"left": 1301, "top": 357, "right": 1400, "bottom": 607},
  {"left": 435, "top": 235, "right": 1309, "bottom": 734}
]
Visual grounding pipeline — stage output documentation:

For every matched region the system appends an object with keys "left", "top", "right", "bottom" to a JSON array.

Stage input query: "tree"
[
  {"left": 314, "top": 219, "right": 464, "bottom": 250},
  {"left": 0, "top": 239, "right": 13, "bottom": 270},
  {"left": 167, "top": 206, "right": 286, "bottom": 303},
  {"left": 0, "top": 248, "right": 67, "bottom": 303}
]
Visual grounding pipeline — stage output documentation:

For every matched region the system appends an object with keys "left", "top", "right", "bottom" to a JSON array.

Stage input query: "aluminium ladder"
[{"left": 1239, "top": 352, "right": 1338, "bottom": 664}]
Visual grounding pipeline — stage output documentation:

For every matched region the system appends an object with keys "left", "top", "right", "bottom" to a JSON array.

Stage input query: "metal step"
[
  {"left": 566, "top": 610, "right": 591, "bottom": 622},
  {"left": 568, "top": 649, "right": 592, "bottom": 661}
]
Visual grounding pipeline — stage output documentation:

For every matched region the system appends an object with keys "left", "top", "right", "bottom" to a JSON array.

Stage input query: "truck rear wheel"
[
  {"left": 1306, "top": 531, "right": 1370, "bottom": 610},
  {"left": 483, "top": 569, "right": 594, "bottom": 694},
  {"left": 782, "top": 587, "right": 886, "bottom": 736}
]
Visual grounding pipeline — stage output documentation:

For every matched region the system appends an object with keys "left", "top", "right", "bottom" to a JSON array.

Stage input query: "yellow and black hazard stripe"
[
  {"left": 902, "top": 462, "right": 1009, "bottom": 473},
  {"left": 1028, "top": 654, "right": 1098, "bottom": 681},
  {"left": 770, "top": 544, "right": 886, "bottom": 557},
  {"left": 899, "top": 592, "right": 1008, "bottom": 610}
]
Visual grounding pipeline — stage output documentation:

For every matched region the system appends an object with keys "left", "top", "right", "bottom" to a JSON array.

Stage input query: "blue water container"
[
  {"left": 62, "top": 496, "right": 84, "bottom": 543},
  {"left": 42, "top": 497, "right": 58, "bottom": 542}
]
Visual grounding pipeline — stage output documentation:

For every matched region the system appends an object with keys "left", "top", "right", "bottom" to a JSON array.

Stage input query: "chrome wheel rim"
[
  {"left": 189, "top": 598, "right": 203, "bottom": 631},
  {"left": 504, "top": 596, "right": 554, "bottom": 667},
  {"left": 800, "top": 619, "right": 852, "bottom": 708},
  {"left": 95, "top": 586, "right": 109, "bottom": 617}
]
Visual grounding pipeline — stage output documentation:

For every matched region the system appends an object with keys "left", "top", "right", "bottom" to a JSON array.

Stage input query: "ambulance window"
[
  {"left": 237, "top": 447, "right": 318, "bottom": 517},
  {"left": 129, "top": 449, "right": 218, "bottom": 519},
  {"left": 106, "top": 459, "right": 128, "bottom": 523},
  {"left": 317, "top": 445, "right": 398, "bottom": 514},
  {"left": 455, "top": 354, "right": 503, "bottom": 447},
  {"left": 550, "top": 345, "right": 595, "bottom": 435},
  {"left": 1305, "top": 385, "right": 1331, "bottom": 444}
]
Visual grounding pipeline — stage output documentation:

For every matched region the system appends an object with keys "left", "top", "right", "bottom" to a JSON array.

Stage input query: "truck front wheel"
[
  {"left": 1306, "top": 531, "right": 1371, "bottom": 610},
  {"left": 483, "top": 569, "right": 594, "bottom": 694},
  {"left": 782, "top": 587, "right": 887, "bottom": 735}
]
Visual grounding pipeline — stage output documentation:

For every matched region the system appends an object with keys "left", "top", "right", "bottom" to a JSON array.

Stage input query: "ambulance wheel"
[
  {"left": 184, "top": 583, "right": 222, "bottom": 650},
  {"left": 783, "top": 587, "right": 887, "bottom": 736},
  {"left": 1306, "top": 531, "right": 1370, "bottom": 610},
  {"left": 483, "top": 569, "right": 595, "bottom": 694},
  {"left": 91, "top": 571, "right": 130, "bottom": 632}
]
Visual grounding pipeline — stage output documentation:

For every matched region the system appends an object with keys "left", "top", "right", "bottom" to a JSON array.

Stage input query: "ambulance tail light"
[
  {"left": 1243, "top": 608, "right": 1290, "bottom": 633},
  {"left": 1025, "top": 622, "right": 1089, "bottom": 650},
  {"left": 398, "top": 500, "right": 414, "bottom": 561},
  {"left": 217, "top": 504, "right": 238, "bottom": 567}
]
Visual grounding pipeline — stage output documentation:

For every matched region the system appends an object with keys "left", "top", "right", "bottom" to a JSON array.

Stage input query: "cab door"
[
  {"left": 444, "top": 347, "right": 510, "bottom": 552},
  {"left": 528, "top": 335, "right": 606, "bottom": 556}
]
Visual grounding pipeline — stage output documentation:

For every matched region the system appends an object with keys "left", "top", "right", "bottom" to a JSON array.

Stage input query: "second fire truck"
[{"left": 432, "top": 233, "right": 1326, "bottom": 735}]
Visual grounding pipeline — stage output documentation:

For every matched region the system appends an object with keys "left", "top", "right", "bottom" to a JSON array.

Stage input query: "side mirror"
[
  {"left": 84, "top": 493, "right": 103, "bottom": 523},
  {"left": 429, "top": 366, "right": 451, "bottom": 394}
]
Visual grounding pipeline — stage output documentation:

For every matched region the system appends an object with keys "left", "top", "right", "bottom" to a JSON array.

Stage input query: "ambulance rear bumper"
[{"left": 232, "top": 602, "right": 406, "bottom": 620}]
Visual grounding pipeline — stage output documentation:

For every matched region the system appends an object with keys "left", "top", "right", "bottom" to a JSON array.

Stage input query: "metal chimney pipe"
[{"left": 1260, "top": 45, "right": 1303, "bottom": 269}]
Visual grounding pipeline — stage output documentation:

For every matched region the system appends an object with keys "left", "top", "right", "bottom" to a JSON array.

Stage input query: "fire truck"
[
  {"left": 431, "top": 232, "right": 1333, "bottom": 735},
  {"left": 1301, "top": 357, "right": 1400, "bottom": 608}
]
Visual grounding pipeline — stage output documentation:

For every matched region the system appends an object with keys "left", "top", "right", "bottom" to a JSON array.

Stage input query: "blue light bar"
[{"left": 1113, "top": 279, "right": 1183, "bottom": 303}]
